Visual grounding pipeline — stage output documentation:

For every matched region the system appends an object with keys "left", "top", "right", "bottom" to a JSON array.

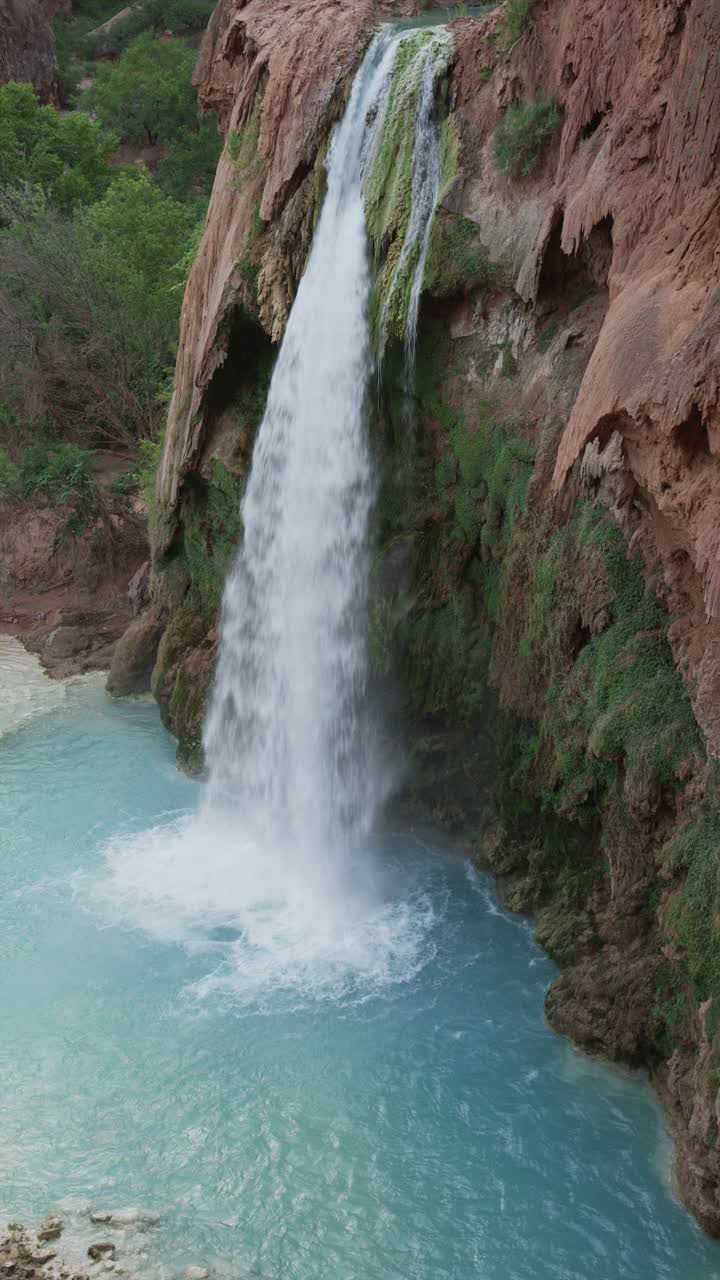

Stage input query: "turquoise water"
[{"left": 2, "top": 668, "right": 720, "bottom": 1279}]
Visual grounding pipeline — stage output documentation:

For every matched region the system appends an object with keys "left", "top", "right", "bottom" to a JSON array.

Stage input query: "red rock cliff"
[{"left": 0, "top": 0, "right": 59, "bottom": 103}]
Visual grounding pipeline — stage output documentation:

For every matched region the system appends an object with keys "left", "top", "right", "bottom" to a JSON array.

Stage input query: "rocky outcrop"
[
  {"left": 395, "top": 0, "right": 720, "bottom": 1234},
  {"left": 448, "top": 0, "right": 720, "bottom": 754},
  {"left": 0, "top": 0, "right": 59, "bottom": 103},
  {"left": 107, "top": 605, "right": 165, "bottom": 696},
  {"left": 0, "top": 495, "right": 147, "bottom": 677}
]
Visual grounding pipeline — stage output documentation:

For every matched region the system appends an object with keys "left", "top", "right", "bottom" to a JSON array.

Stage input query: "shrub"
[
  {"left": 504, "top": 0, "right": 531, "bottom": 43},
  {"left": 156, "top": 113, "right": 222, "bottom": 203},
  {"left": 424, "top": 210, "right": 508, "bottom": 298},
  {"left": 494, "top": 96, "right": 560, "bottom": 178},
  {"left": 0, "top": 440, "right": 100, "bottom": 539},
  {"left": 0, "top": 82, "right": 117, "bottom": 212},
  {"left": 183, "top": 461, "right": 243, "bottom": 617}
]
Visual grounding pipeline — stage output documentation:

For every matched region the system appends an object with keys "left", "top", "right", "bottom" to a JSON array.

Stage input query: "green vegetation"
[
  {"left": 378, "top": 300, "right": 706, "bottom": 1049},
  {"left": 503, "top": 0, "right": 531, "bottom": 42},
  {"left": 0, "top": 82, "right": 116, "bottom": 212},
  {"left": 437, "top": 115, "right": 461, "bottom": 197},
  {"left": 82, "top": 34, "right": 199, "bottom": 147},
  {"left": 0, "top": 1, "right": 222, "bottom": 510},
  {"left": 494, "top": 96, "right": 561, "bottom": 178},
  {"left": 0, "top": 439, "right": 106, "bottom": 543},
  {"left": 424, "top": 210, "right": 508, "bottom": 298},
  {"left": 0, "top": 174, "right": 197, "bottom": 447},
  {"left": 516, "top": 504, "right": 703, "bottom": 818},
  {"left": 182, "top": 461, "right": 243, "bottom": 618},
  {"left": 386, "top": 322, "right": 535, "bottom": 716},
  {"left": 55, "top": 0, "right": 215, "bottom": 75},
  {"left": 364, "top": 30, "right": 448, "bottom": 346},
  {"left": 536, "top": 321, "right": 559, "bottom": 353},
  {"left": 91, "top": 0, "right": 216, "bottom": 52},
  {"left": 661, "top": 778, "right": 720, "bottom": 1008}
]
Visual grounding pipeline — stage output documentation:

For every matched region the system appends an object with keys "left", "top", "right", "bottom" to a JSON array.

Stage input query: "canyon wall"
[
  {"left": 132, "top": 0, "right": 720, "bottom": 1233},
  {"left": 0, "top": 0, "right": 60, "bottom": 102}
]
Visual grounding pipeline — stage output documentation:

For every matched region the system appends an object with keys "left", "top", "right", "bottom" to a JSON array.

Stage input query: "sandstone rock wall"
[{"left": 0, "top": 0, "right": 59, "bottom": 103}]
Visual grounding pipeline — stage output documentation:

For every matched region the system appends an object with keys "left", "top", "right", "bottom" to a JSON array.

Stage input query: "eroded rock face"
[
  {"left": 0, "top": 0, "right": 59, "bottom": 103},
  {"left": 458, "top": 0, "right": 720, "bottom": 753},
  {"left": 0, "top": 497, "right": 147, "bottom": 677}
]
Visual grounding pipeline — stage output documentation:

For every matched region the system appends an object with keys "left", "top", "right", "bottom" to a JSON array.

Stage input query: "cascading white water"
[
  {"left": 203, "top": 34, "right": 401, "bottom": 855},
  {"left": 87, "top": 29, "right": 449, "bottom": 1004}
]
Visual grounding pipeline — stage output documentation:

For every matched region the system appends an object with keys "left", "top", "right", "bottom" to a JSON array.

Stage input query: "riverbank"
[{"left": 0, "top": 1211, "right": 209, "bottom": 1280}]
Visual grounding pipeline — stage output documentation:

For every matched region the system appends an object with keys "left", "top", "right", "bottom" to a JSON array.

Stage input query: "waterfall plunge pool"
[{"left": 2, "top": 645, "right": 719, "bottom": 1280}]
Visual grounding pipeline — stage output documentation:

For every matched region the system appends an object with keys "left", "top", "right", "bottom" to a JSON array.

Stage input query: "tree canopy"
[
  {"left": 82, "top": 33, "right": 199, "bottom": 146},
  {"left": 0, "top": 82, "right": 117, "bottom": 212}
]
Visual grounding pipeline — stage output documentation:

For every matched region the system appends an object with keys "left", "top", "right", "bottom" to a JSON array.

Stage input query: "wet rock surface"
[{"left": 1, "top": 1209, "right": 212, "bottom": 1280}]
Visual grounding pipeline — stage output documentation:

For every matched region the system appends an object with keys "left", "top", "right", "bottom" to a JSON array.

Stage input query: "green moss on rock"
[
  {"left": 494, "top": 96, "right": 561, "bottom": 179},
  {"left": 151, "top": 604, "right": 216, "bottom": 774},
  {"left": 181, "top": 459, "right": 243, "bottom": 620},
  {"left": 424, "top": 208, "right": 510, "bottom": 299}
]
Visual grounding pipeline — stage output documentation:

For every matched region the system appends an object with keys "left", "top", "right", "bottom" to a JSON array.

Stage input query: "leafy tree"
[
  {"left": 85, "top": 167, "right": 196, "bottom": 288},
  {"left": 0, "top": 176, "right": 197, "bottom": 446},
  {"left": 156, "top": 113, "right": 222, "bottom": 202},
  {"left": 82, "top": 33, "right": 198, "bottom": 146},
  {"left": 0, "top": 82, "right": 117, "bottom": 212}
]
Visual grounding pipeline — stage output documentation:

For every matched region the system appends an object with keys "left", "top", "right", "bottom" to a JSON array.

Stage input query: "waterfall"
[
  {"left": 91, "top": 28, "right": 449, "bottom": 1005},
  {"left": 202, "top": 34, "right": 401, "bottom": 855}
]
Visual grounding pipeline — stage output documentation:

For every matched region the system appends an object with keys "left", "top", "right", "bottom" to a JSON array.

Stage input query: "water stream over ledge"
[{"left": 2, "top": 650, "right": 720, "bottom": 1279}]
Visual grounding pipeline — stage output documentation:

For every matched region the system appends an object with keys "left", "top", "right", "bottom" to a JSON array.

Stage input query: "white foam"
[
  {"left": 78, "top": 811, "right": 438, "bottom": 1010},
  {"left": 0, "top": 636, "right": 66, "bottom": 736}
]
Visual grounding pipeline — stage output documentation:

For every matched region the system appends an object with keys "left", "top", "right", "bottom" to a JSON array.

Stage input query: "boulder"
[{"left": 107, "top": 608, "right": 165, "bottom": 697}]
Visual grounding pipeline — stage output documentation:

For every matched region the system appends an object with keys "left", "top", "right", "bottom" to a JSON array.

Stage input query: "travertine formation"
[{"left": 451, "top": 0, "right": 720, "bottom": 753}]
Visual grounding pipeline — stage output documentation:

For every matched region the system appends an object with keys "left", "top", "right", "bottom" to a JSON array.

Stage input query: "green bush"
[
  {"left": 494, "top": 96, "right": 560, "bottom": 178},
  {"left": 514, "top": 504, "right": 702, "bottom": 817},
  {"left": 183, "top": 461, "right": 243, "bottom": 617},
  {"left": 0, "top": 447, "right": 20, "bottom": 494},
  {"left": 0, "top": 176, "right": 197, "bottom": 446},
  {"left": 424, "top": 210, "right": 508, "bottom": 299},
  {"left": 663, "top": 799, "right": 720, "bottom": 1005},
  {"left": 0, "top": 82, "right": 117, "bottom": 212},
  {"left": 0, "top": 441, "right": 100, "bottom": 538},
  {"left": 156, "top": 114, "right": 222, "bottom": 203},
  {"left": 504, "top": 0, "right": 531, "bottom": 42}
]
